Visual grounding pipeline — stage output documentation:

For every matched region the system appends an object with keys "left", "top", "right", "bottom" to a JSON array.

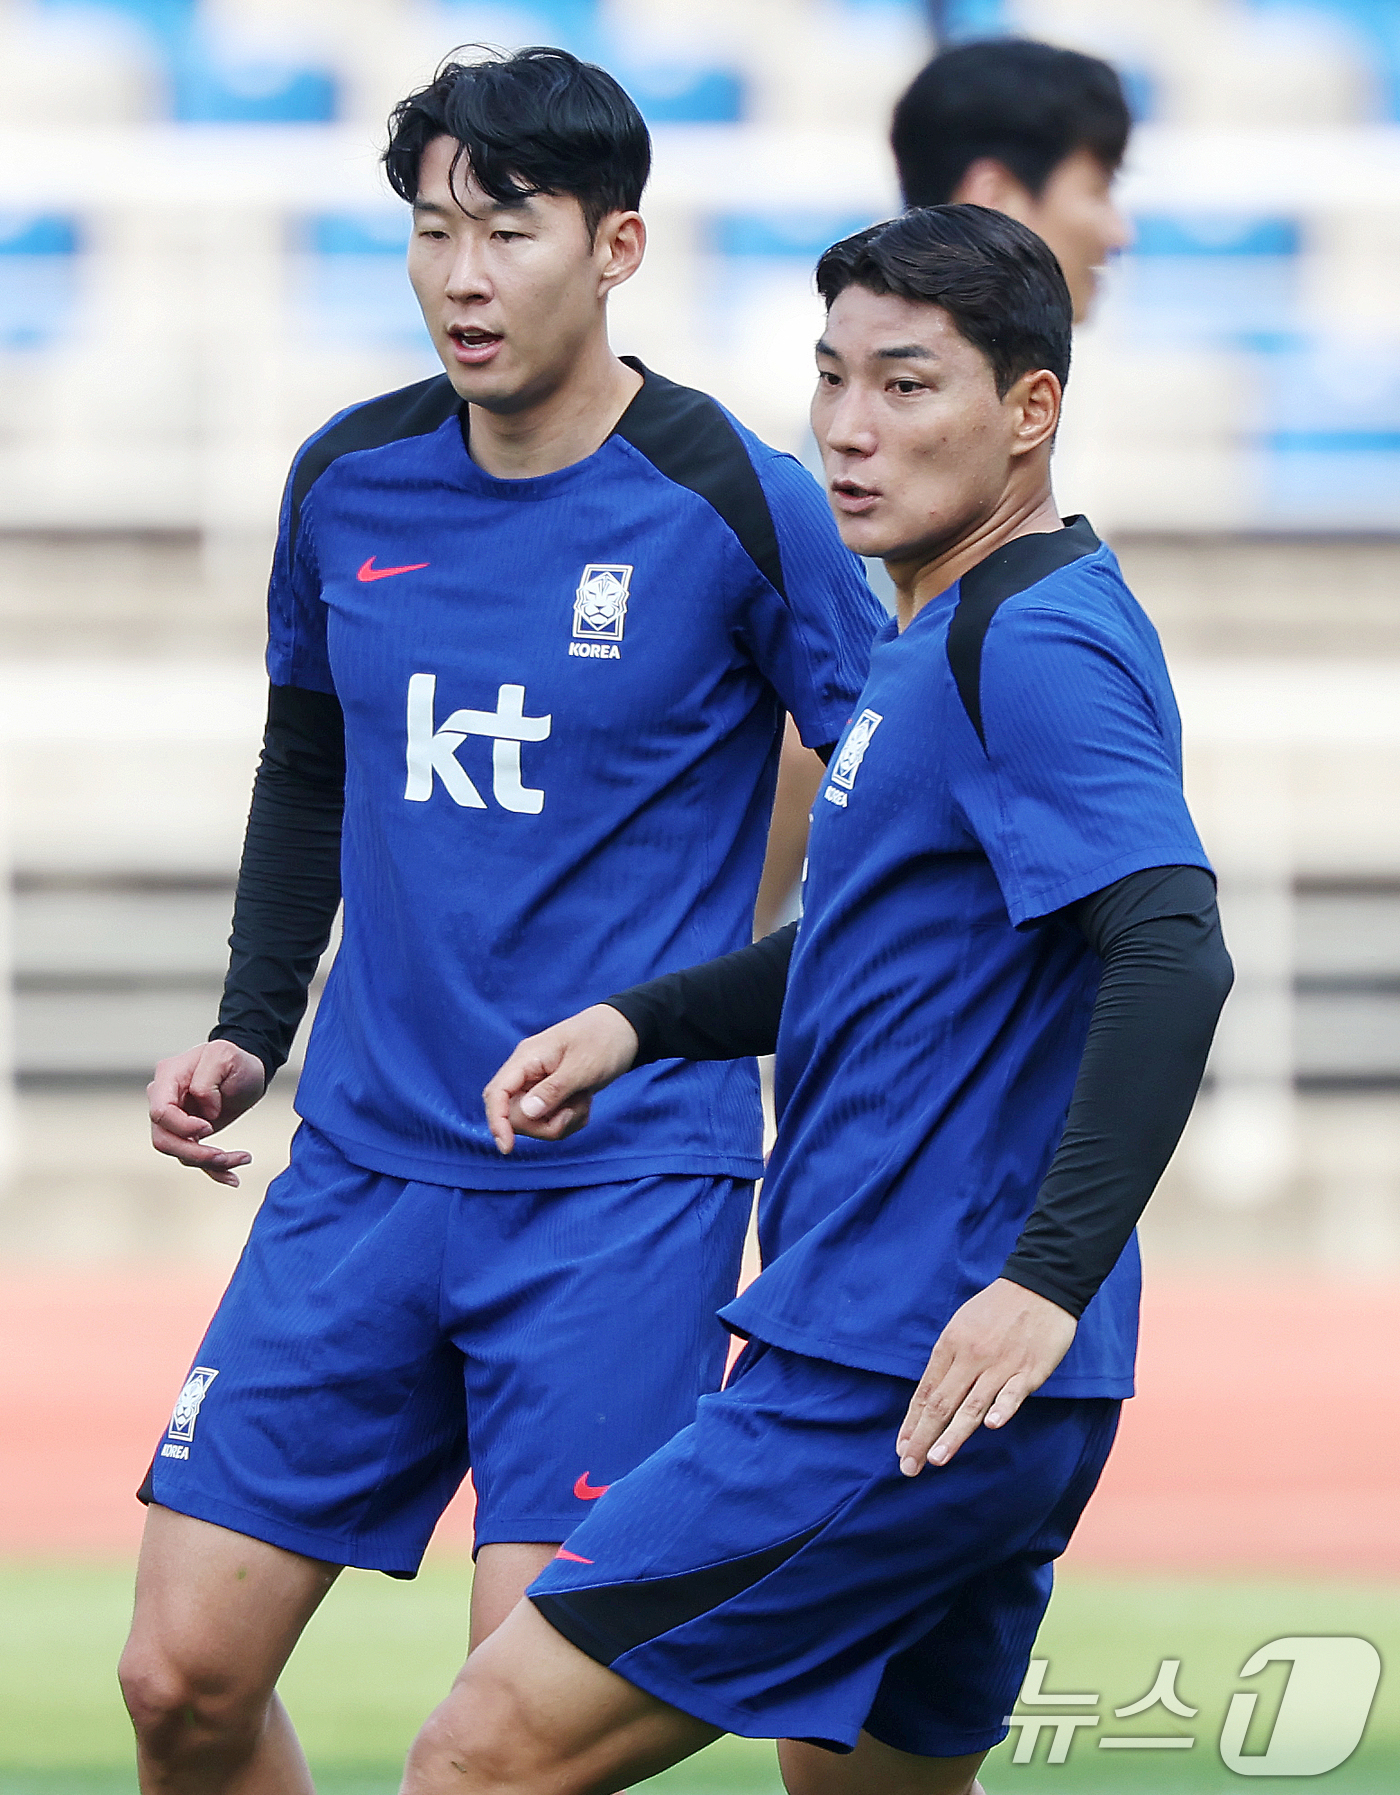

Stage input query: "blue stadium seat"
[
  {"left": 1115, "top": 65, "right": 1159, "bottom": 123},
  {"left": 0, "top": 214, "right": 81, "bottom": 350},
  {"left": 620, "top": 65, "right": 746, "bottom": 125},
  {"left": 1112, "top": 213, "right": 1302, "bottom": 345},
  {"left": 1249, "top": 0, "right": 1400, "bottom": 120},
  {"left": 298, "top": 213, "right": 431, "bottom": 351},
  {"left": 36, "top": 0, "right": 194, "bottom": 45},
  {"left": 436, "top": 3, "right": 744, "bottom": 122},
  {"left": 712, "top": 212, "right": 877, "bottom": 260},
  {"left": 37, "top": 3, "right": 338, "bottom": 122},
  {"left": 1257, "top": 335, "right": 1400, "bottom": 525},
  {"left": 308, "top": 216, "right": 409, "bottom": 258},
  {"left": 706, "top": 213, "right": 878, "bottom": 377},
  {"left": 1131, "top": 216, "right": 1301, "bottom": 259},
  {"left": 926, "top": 0, "right": 1007, "bottom": 42},
  {"left": 436, "top": 0, "right": 600, "bottom": 52},
  {"left": 841, "top": 0, "right": 929, "bottom": 17},
  {"left": 1109, "top": 202, "right": 1400, "bottom": 526},
  {"left": 171, "top": 46, "right": 338, "bottom": 124}
]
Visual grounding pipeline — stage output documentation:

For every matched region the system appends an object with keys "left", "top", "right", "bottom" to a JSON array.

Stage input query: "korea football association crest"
[
  {"left": 166, "top": 1367, "right": 218, "bottom": 1446},
  {"left": 571, "top": 563, "right": 632, "bottom": 660},
  {"left": 825, "top": 709, "right": 883, "bottom": 808}
]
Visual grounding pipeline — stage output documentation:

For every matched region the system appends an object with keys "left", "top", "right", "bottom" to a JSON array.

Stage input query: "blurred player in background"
[
  {"left": 118, "top": 47, "right": 882, "bottom": 1795},
  {"left": 758, "top": 35, "right": 1135, "bottom": 929},
  {"left": 893, "top": 36, "right": 1133, "bottom": 323},
  {"left": 420, "top": 203, "right": 1232, "bottom": 1794}
]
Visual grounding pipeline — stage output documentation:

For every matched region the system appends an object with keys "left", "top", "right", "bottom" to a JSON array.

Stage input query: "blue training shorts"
[
  {"left": 530, "top": 1342, "right": 1120, "bottom": 1758},
  {"left": 143, "top": 1122, "right": 752, "bottom": 1575}
]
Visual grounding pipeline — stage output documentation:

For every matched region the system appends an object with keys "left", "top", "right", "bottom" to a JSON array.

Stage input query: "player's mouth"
[
  {"left": 831, "top": 479, "right": 880, "bottom": 516},
  {"left": 447, "top": 325, "right": 504, "bottom": 366}
]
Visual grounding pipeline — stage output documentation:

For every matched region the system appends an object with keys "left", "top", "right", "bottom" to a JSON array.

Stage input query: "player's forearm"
[
  {"left": 1000, "top": 866, "right": 1233, "bottom": 1318},
  {"left": 606, "top": 921, "right": 797, "bottom": 1065},
  {"left": 752, "top": 722, "right": 829, "bottom": 937},
  {"left": 208, "top": 684, "right": 345, "bottom": 1082}
]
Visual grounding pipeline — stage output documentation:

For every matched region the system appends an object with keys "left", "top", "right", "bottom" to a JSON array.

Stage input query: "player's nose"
[
  {"left": 1104, "top": 199, "right": 1133, "bottom": 254},
  {"left": 443, "top": 247, "right": 493, "bottom": 302},
  {"left": 816, "top": 394, "right": 878, "bottom": 458}
]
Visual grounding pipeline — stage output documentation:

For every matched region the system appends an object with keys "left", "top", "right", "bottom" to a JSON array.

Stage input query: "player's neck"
[
  {"left": 889, "top": 487, "right": 1063, "bottom": 632},
  {"left": 466, "top": 343, "right": 643, "bottom": 481}
]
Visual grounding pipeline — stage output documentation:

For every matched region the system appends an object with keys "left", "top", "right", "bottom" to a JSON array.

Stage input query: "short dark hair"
[
  {"left": 384, "top": 46, "right": 651, "bottom": 237},
  {"left": 892, "top": 38, "right": 1130, "bottom": 208},
  {"left": 815, "top": 205, "right": 1072, "bottom": 398}
]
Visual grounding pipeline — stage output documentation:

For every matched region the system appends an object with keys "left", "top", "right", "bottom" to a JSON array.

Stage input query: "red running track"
[{"left": 2, "top": 1271, "right": 1397, "bottom": 1571}]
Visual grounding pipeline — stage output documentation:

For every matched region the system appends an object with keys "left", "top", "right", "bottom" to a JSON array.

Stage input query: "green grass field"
[{"left": 3, "top": 1558, "right": 1397, "bottom": 1793}]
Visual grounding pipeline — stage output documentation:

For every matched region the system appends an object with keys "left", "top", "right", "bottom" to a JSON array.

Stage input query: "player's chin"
[
  {"left": 833, "top": 514, "right": 907, "bottom": 562},
  {"left": 438, "top": 355, "right": 519, "bottom": 408},
  {"left": 1070, "top": 265, "right": 1102, "bottom": 324},
  {"left": 822, "top": 509, "right": 874, "bottom": 553}
]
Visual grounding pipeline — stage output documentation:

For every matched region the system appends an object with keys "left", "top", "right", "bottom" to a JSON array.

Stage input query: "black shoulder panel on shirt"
[
  {"left": 946, "top": 514, "right": 1100, "bottom": 749},
  {"left": 611, "top": 358, "right": 787, "bottom": 599},
  {"left": 289, "top": 374, "right": 462, "bottom": 556}
]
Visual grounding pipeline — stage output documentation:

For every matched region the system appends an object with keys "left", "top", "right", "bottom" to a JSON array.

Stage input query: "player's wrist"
[
  {"left": 207, "top": 1031, "right": 273, "bottom": 1090},
  {"left": 993, "top": 1269, "right": 1083, "bottom": 1323},
  {"left": 593, "top": 1003, "right": 640, "bottom": 1070}
]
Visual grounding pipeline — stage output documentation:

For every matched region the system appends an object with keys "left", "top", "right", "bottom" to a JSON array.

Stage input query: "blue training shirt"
[
  {"left": 721, "top": 519, "right": 1211, "bottom": 1397},
  {"left": 268, "top": 360, "right": 883, "bottom": 1187}
]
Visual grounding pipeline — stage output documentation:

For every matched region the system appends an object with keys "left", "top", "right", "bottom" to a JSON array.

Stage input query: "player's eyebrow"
[
  {"left": 413, "top": 195, "right": 537, "bottom": 222},
  {"left": 814, "top": 339, "right": 939, "bottom": 365}
]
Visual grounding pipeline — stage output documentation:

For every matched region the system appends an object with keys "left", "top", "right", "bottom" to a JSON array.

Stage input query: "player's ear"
[
  {"left": 596, "top": 210, "right": 645, "bottom": 294},
  {"left": 1006, "top": 368, "right": 1061, "bottom": 457},
  {"left": 951, "top": 157, "right": 1036, "bottom": 223}
]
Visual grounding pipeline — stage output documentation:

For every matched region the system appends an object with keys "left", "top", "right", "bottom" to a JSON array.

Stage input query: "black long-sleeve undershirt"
[
  {"left": 611, "top": 922, "right": 799, "bottom": 1065},
  {"left": 999, "top": 867, "right": 1232, "bottom": 1314},
  {"left": 209, "top": 684, "right": 345, "bottom": 1082},
  {"left": 607, "top": 863, "right": 1233, "bottom": 1320}
]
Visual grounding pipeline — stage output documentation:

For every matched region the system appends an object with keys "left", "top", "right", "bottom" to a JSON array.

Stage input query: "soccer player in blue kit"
[
  {"left": 443, "top": 205, "right": 1235, "bottom": 1795},
  {"left": 118, "top": 48, "right": 882, "bottom": 1794}
]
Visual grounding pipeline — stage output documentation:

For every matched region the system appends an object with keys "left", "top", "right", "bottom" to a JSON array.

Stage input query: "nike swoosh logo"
[
  {"left": 357, "top": 557, "right": 430, "bottom": 582},
  {"left": 573, "top": 1472, "right": 610, "bottom": 1501},
  {"left": 555, "top": 1547, "right": 594, "bottom": 1563}
]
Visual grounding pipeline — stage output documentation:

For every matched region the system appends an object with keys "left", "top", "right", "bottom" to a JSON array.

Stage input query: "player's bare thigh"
[
  {"left": 120, "top": 1505, "right": 340, "bottom": 1730},
  {"left": 468, "top": 1542, "right": 559, "bottom": 1648},
  {"left": 779, "top": 1734, "right": 987, "bottom": 1795},
  {"left": 405, "top": 1599, "right": 720, "bottom": 1794}
]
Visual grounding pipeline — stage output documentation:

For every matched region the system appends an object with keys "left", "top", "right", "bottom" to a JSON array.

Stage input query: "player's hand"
[
  {"left": 484, "top": 1005, "right": 639, "bottom": 1154},
  {"left": 896, "top": 1279, "right": 1077, "bottom": 1475},
  {"left": 148, "top": 1041, "right": 266, "bottom": 1188}
]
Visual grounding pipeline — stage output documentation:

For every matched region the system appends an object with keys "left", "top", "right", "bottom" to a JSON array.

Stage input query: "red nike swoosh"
[
  {"left": 555, "top": 1547, "right": 594, "bottom": 1563},
  {"left": 357, "top": 557, "right": 429, "bottom": 582},
  {"left": 573, "top": 1472, "right": 610, "bottom": 1501}
]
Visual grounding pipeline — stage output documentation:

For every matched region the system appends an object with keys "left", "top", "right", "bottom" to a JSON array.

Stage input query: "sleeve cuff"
[
  {"left": 997, "top": 1260, "right": 1089, "bottom": 1321},
  {"left": 600, "top": 997, "right": 663, "bottom": 1068},
  {"left": 207, "top": 1028, "right": 280, "bottom": 1087}
]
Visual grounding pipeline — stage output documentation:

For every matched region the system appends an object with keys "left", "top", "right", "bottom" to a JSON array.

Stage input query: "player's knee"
[
  {"left": 118, "top": 1638, "right": 268, "bottom": 1756},
  {"left": 118, "top": 1638, "right": 186, "bottom": 1736},
  {"left": 404, "top": 1675, "right": 577, "bottom": 1795},
  {"left": 404, "top": 1706, "right": 524, "bottom": 1792},
  {"left": 403, "top": 1717, "right": 520, "bottom": 1793}
]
